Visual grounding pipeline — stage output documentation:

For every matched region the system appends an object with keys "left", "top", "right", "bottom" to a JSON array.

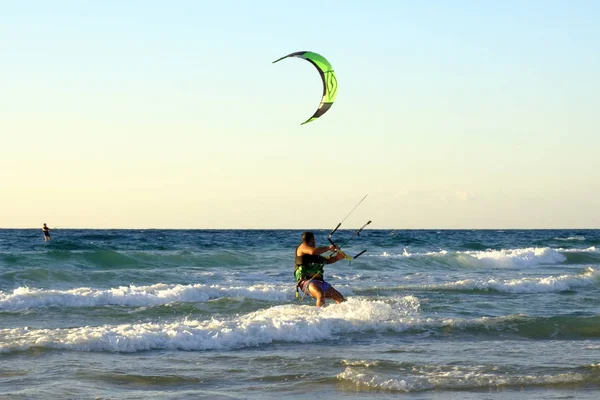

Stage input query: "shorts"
[{"left": 299, "top": 279, "right": 331, "bottom": 294}]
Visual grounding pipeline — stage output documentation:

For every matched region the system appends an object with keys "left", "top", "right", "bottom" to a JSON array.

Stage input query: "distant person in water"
[
  {"left": 294, "top": 231, "right": 346, "bottom": 307},
  {"left": 42, "top": 223, "right": 51, "bottom": 242}
]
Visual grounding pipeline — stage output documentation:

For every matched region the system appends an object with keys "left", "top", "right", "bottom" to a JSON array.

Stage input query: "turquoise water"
[{"left": 1, "top": 229, "right": 600, "bottom": 399}]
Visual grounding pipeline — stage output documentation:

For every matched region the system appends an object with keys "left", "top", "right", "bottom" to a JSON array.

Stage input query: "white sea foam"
[
  {"left": 337, "top": 365, "right": 587, "bottom": 392},
  {"left": 378, "top": 247, "right": 568, "bottom": 267},
  {"left": 0, "top": 283, "right": 294, "bottom": 311},
  {"left": 561, "top": 246, "right": 598, "bottom": 253},
  {"left": 554, "top": 236, "right": 586, "bottom": 241},
  {"left": 0, "top": 296, "right": 424, "bottom": 353},
  {"left": 1, "top": 298, "right": 576, "bottom": 354},
  {"left": 432, "top": 267, "right": 598, "bottom": 293},
  {"left": 458, "top": 247, "right": 566, "bottom": 267},
  {"left": 378, "top": 249, "right": 448, "bottom": 258}
]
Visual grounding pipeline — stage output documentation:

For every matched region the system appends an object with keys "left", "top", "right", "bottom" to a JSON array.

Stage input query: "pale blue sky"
[{"left": 1, "top": 1, "right": 599, "bottom": 228}]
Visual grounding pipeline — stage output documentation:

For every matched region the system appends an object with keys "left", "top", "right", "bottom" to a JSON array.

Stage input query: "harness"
[
  {"left": 294, "top": 262, "right": 324, "bottom": 282},
  {"left": 294, "top": 246, "right": 326, "bottom": 300}
]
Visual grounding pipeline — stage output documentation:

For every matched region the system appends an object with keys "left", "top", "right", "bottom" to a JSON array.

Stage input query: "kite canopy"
[{"left": 273, "top": 51, "right": 338, "bottom": 125}]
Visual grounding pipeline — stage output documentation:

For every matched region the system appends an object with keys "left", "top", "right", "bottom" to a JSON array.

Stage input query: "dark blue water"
[{"left": 1, "top": 229, "right": 600, "bottom": 398}]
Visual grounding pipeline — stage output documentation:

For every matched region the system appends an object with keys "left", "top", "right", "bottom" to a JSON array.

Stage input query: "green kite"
[{"left": 273, "top": 51, "right": 338, "bottom": 125}]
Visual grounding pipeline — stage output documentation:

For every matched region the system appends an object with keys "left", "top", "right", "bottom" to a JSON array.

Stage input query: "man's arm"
[{"left": 298, "top": 243, "right": 335, "bottom": 256}]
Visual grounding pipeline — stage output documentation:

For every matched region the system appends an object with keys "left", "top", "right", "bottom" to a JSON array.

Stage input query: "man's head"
[{"left": 301, "top": 231, "right": 315, "bottom": 246}]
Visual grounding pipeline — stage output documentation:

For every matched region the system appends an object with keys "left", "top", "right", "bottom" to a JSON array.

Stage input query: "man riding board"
[{"left": 295, "top": 231, "right": 346, "bottom": 307}]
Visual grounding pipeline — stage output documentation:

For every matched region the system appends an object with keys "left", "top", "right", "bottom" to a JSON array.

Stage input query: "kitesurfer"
[
  {"left": 295, "top": 231, "right": 346, "bottom": 307},
  {"left": 42, "top": 223, "right": 51, "bottom": 242}
]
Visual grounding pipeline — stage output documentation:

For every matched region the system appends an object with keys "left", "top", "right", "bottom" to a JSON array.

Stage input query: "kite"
[{"left": 273, "top": 51, "right": 338, "bottom": 125}]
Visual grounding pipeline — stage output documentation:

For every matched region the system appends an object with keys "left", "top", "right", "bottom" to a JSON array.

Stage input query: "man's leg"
[
  {"left": 307, "top": 282, "right": 326, "bottom": 307},
  {"left": 324, "top": 286, "right": 346, "bottom": 304}
]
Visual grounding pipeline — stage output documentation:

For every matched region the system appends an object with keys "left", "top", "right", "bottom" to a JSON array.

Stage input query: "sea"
[{"left": 1, "top": 228, "right": 600, "bottom": 399}]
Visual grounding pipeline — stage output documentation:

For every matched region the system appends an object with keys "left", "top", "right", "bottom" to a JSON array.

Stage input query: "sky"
[{"left": 1, "top": 0, "right": 599, "bottom": 229}]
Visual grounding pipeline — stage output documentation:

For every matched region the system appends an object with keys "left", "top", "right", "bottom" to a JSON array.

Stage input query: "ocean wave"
[
  {"left": 459, "top": 242, "right": 496, "bottom": 251},
  {"left": 458, "top": 247, "right": 567, "bottom": 267},
  {"left": 412, "top": 267, "right": 599, "bottom": 294},
  {"left": 376, "top": 247, "right": 569, "bottom": 268},
  {"left": 376, "top": 245, "right": 600, "bottom": 269},
  {"left": 554, "top": 236, "right": 586, "bottom": 241},
  {"left": 0, "top": 296, "right": 421, "bottom": 353},
  {"left": 2, "top": 298, "right": 600, "bottom": 353},
  {"left": 560, "top": 247, "right": 600, "bottom": 264},
  {"left": 534, "top": 237, "right": 600, "bottom": 247},
  {"left": 355, "top": 267, "right": 599, "bottom": 295},
  {"left": 337, "top": 365, "right": 596, "bottom": 392},
  {"left": 3, "top": 267, "right": 594, "bottom": 312},
  {"left": 0, "top": 249, "right": 257, "bottom": 272},
  {"left": 0, "top": 283, "right": 294, "bottom": 311},
  {"left": 561, "top": 247, "right": 598, "bottom": 253}
]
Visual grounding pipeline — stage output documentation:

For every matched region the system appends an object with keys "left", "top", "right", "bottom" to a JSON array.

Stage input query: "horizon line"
[{"left": 1, "top": 227, "right": 598, "bottom": 231}]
